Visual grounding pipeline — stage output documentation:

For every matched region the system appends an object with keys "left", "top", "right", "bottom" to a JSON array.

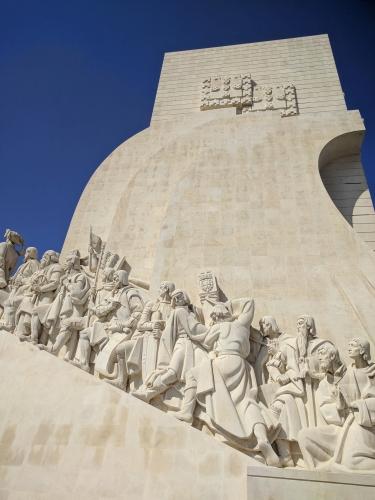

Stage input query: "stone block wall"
[{"left": 152, "top": 34, "right": 346, "bottom": 122}]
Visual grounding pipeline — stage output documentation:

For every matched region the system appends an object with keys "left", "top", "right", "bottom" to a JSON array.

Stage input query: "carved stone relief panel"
[
  {"left": 201, "top": 74, "right": 253, "bottom": 111},
  {"left": 2, "top": 224, "right": 375, "bottom": 473},
  {"left": 198, "top": 270, "right": 218, "bottom": 294},
  {"left": 201, "top": 74, "right": 298, "bottom": 117}
]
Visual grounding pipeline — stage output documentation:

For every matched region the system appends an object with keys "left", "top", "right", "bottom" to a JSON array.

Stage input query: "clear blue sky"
[{"left": 1, "top": 0, "right": 374, "bottom": 255}]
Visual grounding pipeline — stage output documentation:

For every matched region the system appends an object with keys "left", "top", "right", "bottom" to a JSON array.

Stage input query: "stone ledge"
[{"left": 247, "top": 466, "right": 375, "bottom": 500}]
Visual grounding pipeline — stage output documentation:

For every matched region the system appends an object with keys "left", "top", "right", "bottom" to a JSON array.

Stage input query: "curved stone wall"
[
  {"left": 320, "top": 153, "right": 375, "bottom": 251},
  {"left": 62, "top": 109, "right": 375, "bottom": 362},
  {"left": 62, "top": 34, "right": 375, "bottom": 362}
]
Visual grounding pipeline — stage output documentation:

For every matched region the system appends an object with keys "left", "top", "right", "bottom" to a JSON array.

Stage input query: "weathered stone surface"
[
  {"left": 2, "top": 34, "right": 375, "bottom": 498},
  {"left": 247, "top": 466, "right": 375, "bottom": 500},
  {"left": 62, "top": 105, "right": 375, "bottom": 361},
  {"left": 0, "top": 334, "right": 255, "bottom": 500}
]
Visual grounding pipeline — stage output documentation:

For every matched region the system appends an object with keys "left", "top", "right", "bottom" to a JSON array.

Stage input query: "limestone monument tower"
[
  {"left": 63, "top": 34, "right": 375, "bottom": 356},
  {"left": 1, "top": 34, "right": 375, "bottom": 499}
]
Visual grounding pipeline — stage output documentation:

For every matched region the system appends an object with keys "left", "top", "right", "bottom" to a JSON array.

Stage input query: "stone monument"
[{"left": 1, "top": 34, "right": 375, "bottom": 499}]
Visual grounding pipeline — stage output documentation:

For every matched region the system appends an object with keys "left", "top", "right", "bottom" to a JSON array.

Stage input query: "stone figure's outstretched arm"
[
  {"left": 236, "top": 298, "right": 255, "bottom": 328},
  {"left": 200, "top": 328, "right": 221, "bottom": 351},
  {"left": 175, "top": 307, "right": 208, "bottom": 344}
]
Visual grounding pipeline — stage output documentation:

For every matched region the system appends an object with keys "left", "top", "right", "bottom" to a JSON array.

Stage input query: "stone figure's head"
[
  {"left": 171, "top": 289, "right": 190, "bottom": 308},
  {"left": 318, "top": 343, "right": 342, "bottom": 374},
  {"left": 113, "top": 270, "right": 129, "bottom": 288},
  {"left": 348, "top": 338, "right": 371, "bottom": 363},
  {"left": 64, "top": 249, "right": 81, "bottom": 271},
  {"left": 259, "top": 316, "right": 280, "bottom": 338},
  {"left": 210, "top": 302, "right": 233, "bottom": 324},
  {"left": 40, "top": 250, "right": 60, "bottom": 268},
  {"left": 297, "top": 315, "right": 316, "bottom": 339},
  {"left": 296, "top": 315, "right": 316, "bottom": 358},
  {"left": 159, "top": 281, "right": 175, "bottom": 300},
  {"left": 24, "top": 247, "right": 38, "bottom": 261},
  {"left": 4, "top": 229, "right": 24, "bottom": 246}
]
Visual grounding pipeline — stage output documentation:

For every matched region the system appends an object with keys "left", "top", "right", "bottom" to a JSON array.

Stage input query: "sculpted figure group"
[{"left": 0, "top": 228, "right": 374, "bottom": 472}]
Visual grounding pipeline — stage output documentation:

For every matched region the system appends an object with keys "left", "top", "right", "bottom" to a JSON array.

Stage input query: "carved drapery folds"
[
  {"left": 201, "top": 74, "right": 298, "bottom": 117},
  {"left": 1, "top": 229, "right": 374, "bottom": 473}
]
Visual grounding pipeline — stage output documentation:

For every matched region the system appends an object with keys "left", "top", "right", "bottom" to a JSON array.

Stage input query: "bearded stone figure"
[
  {"left": 264, "top": 315, "right": 332, "bottom": 466},
  {"left": 299, "top": 338, "right": 375, "bottom": 472},
  {"left": 249, "top": 315, "right": 284, "bottom": 385},
  {"left": 2, "top": 226, "right": 375, "bottom": 476}
]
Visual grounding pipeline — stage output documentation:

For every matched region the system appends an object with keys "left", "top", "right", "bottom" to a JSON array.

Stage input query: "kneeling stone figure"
[
  {"left": 74, "top": 270, "right": 143, "bottom": 372},
  {"left": 298, "top": 338, "right": 375, "bottom": 472}
]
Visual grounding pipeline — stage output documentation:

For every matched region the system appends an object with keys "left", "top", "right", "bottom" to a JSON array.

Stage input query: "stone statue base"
[
  {"left": 247, "top": 466, "right": 375, "bottom": 500},
  {"left": 0, "top": 333, "right": 255, "bottom": 500}
]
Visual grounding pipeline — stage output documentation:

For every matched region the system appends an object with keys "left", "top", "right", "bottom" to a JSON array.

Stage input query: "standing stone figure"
[
  {"left": 106, "top": 281, "right": 175, "bottom": 390},
  {"left": 39, "top": 249, "right": 91, "bottom": 360},
  {"left": 0, "top": 247, "right": 39, "bottom": 332},
  {"left": 137, "top": 280, "right": 175, "bottom": 381},
  {"left": 266, "top": 315, "right": 332, "bottom": 465},
  {"left": 173, "top": 300, "right": 280, "bottom": 467},
  {"left": 16, "top": 250, "right": 63, "bottom": 343},
  {"left": 88, "top": 228, "right": 102, "bottom": 273},
  {"left": 296, "top": 343, "right": 346, "bottom": 469},
  {"left": 299, "top": 338, "right": 375, "bottom": 472},
  {"left": 0, "top": 229, "right": 24, "bottom": 289},
  {"left": 74, "top": 270, "right": 143, "bottom": 373},
  {"left": 133, "top": 289, "right": 207, "bottom": 405},
  {"left": 249, "top": 316, "right": 283, "bottom": 385}
]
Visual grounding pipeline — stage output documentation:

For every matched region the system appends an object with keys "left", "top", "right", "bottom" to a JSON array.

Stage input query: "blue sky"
[{"left": 1, "top": 0, "right": 374, "bottom": 255}]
